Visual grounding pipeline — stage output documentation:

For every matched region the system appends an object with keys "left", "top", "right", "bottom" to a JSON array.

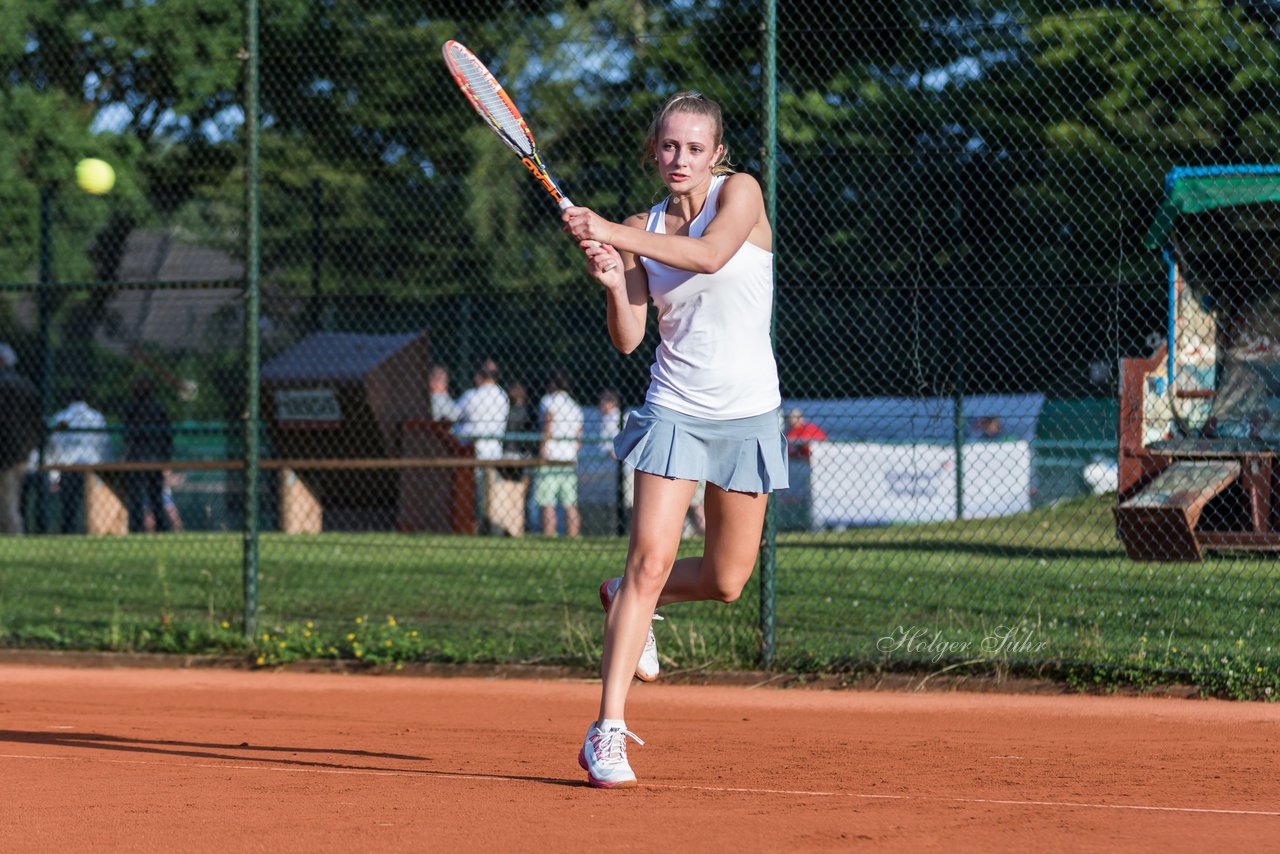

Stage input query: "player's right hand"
[{"left": 563, "top": 206, "right": 616, "bottom": 245}]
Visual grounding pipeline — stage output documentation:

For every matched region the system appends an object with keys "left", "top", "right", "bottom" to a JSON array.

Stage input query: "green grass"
[
  {"left": 1, "top": 496, "right": 1277, "bottom": 699},
  {"left": 774, "top": 497, "right": 1280, "bottom": 699}
]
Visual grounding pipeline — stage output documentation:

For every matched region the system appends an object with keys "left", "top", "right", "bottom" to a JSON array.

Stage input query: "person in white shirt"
[
  {"left": 47, "top": 385, "right": 110, "bottom": 533},
  {"left": 453, "top": 364, "right": 510, "bottom": 534},
  {"left": 428, "top": 364, "right": 459, "bottom": 422},
  {"left": 536, "top": 371, "right": 584, "bottom": 537},
  {"left": 563, "top": 91, "right": 788, "bottom": 788},
  {"left": 454, "top": 365, "right": 509, "bottom": 460}
]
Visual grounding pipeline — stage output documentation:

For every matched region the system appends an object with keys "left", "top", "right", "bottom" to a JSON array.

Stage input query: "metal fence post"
[
  {"left": 242, "top": 0, "right": 262, "bottom": 640},
  {"left": 954, "top": 382, "right": 964, "bottom": 521},
  {"left": 35, "top": 187, "right": 54, "bottom": 534},
  {"left": 758, "top": 0, "right": 778, "bottom": 669}
]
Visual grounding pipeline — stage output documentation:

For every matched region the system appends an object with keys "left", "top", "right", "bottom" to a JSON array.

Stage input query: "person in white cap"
[{"left": 0, "top": 344, "right": 43, "bottom": 534}]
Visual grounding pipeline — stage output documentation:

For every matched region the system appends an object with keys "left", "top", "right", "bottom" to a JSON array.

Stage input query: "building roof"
[
  {"left": 99, "top": 229, "right": 244, "bottom": 354},
  {"left": 1144, "top": 165, "right": 1280, "bottom": 249},
  {"left": 262, "top": 332, "right": 422, "bottom": 383}
]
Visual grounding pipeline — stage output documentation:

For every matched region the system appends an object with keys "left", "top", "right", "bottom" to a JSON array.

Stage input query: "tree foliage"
[{"left": 3, "top": 0, "right": 1280, "bottom": 398}]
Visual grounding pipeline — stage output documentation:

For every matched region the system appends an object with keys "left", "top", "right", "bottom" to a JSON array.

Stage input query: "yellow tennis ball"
[{"left": 76, "top": 158, "right": 116, "bottom": 195}]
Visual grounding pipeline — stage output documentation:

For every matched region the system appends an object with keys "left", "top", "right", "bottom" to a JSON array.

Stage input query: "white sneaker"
[
  {"left": 577, "top": 723, "right": 644, "bottom": 788},
  {"left": 600, "top": 577, "right": 661, "bottom": 682}
]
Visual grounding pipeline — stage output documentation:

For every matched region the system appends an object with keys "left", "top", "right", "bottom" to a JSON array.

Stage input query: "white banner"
[{"left": 809, "top": 441, "right": 1031, "bottom": 529}]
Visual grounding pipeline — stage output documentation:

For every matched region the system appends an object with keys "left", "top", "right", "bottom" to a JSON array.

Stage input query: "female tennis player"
[{"left": 563, "top": 91, "right": 788, "bottom": 788}]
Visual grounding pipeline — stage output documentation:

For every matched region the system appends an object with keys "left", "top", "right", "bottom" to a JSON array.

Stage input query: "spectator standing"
[
  {"left": 536, "top": 370, "right": 584, "bottom": 537},
  {"left": 597, "top": 390, "right": 623, "bottom": 453},
  {"left": 782, "top": 407, "right": 827, "bottom": 534},
  {"left": 0, "top": 343, "right": 42, "bottom": 534},
  {"left": 504, "top": 382, "right": 539, "bottom": 462},
  {"left": 47, "top": 385, "right": 110, "bottom": 533},
  {"left": 145, "top": 471, "right": 185, "bottom": 533},
  {"left": 454, "top": 364, "right": 510, "bottom": 461},
  {"left": 123, "top": 376, "right": 174, "bottom": 533},
  {"left": 428, "top": 364, "right": 459, "bottom": 422},
  {"left": 970, "top": 415, "right": 1003, "bottom": 441},
  {"left": 454, "top": 364, "right": 510, "bottom": 533},
  {"left": 785, "top": 407, "right": 828, "bottom": 460},
  {"left": 489, "top": 381, "right": 538, "bottom": 538}
]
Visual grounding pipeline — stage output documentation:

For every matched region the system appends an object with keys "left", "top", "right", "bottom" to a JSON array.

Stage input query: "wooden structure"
[
  {"left": 48, "top": 330, "right": 562, "bottom": 536},
  {"left": 1115, "top": 460, "right": 1242, "bottom": 561},
  {"left": 49, "top": 456, "right": 564, "bottom": 536},
  {"left": 1115, "top": 166, "right": 1280, "bottom": 560},
  {"left": 260, "top": 331, "right": 448, "bottom": 531},
  {"left": 396, "top": 421, "right": 477, "bottom": 534}
]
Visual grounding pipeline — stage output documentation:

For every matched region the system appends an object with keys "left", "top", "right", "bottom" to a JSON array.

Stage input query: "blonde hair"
[{"left": 642, "top": 91, "right": 734, "bottom": 176}]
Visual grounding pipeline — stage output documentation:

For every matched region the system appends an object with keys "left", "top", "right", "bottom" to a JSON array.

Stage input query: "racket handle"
[{"left": 559, "top": 196, "right": 617, "bottom": 272}]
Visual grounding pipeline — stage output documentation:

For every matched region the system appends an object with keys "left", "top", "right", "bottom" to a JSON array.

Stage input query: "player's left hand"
[
  {"left": 562, "top": 206, "right": 615, "bottom": 245},
  {"left": 583, "top": 242, "right": 623, "bottom": 287}
]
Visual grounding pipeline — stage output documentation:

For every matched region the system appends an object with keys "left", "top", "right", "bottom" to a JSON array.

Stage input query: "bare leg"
[
  {"left": 655, "top": 483, "right": 768, "bottom": 608},
  {"left": 597, "top": 478, "right": 770, "bottom": 724},
  {"left": 565, "top": 505, "right": 581, "bottom": 538},
  {"left": 598, "top": 472, "right": 696, "bottom": 723},
  {"left": 541, "top": 506, "right": 556, "bottom": 536}
]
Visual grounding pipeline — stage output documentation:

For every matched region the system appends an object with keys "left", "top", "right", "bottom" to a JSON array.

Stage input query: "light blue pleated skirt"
[{"left": 614, "top": 403, "right": 789, "bottom": 494}]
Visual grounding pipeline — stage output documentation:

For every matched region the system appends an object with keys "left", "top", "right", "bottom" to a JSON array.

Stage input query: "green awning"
[{"left": 1144, "top": 172, "right": 1280, "bottom": 249}]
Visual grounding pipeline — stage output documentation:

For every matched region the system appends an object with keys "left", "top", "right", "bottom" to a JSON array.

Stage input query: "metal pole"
[
  {"left": 310, "top": 179, "right": 322, "bottom": 332},
  {"left": 36, "top": 187, "right": 55, "bottom": 534},
  {"left": 953, "top": 164, "right": 967, "bottom": 522},
  {"left": 954, "top": 381, "right": 964, "bottom": 521},
  {"left": 758, "top": 0, "right": 778, "bottom": 669},
  {"left": 241, "top": 0, "right": 262, "bottom": 639}
]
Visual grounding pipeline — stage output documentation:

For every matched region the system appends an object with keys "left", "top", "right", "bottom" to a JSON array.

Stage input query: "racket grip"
[{"left": 559, "top": 196, "right": 617, "bottom": 273}]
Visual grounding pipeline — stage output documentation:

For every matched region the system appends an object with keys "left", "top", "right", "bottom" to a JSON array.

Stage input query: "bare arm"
[
  {"left": 565, "top": 174, "right": 767, "bottom": 275},
  {"left": 582, "top": 214, "right": 650, "bottom": 354}
]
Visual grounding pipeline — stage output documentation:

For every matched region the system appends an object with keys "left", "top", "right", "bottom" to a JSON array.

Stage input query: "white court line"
[
  {"left": 657, "top": 787, "right": 1280, "bottom": 816},
  {"left": 928, "top": 796, "right": 1280, "bottom": 817},
  {"left": 2, "top": 752, "right": 1278, "bottom": 817},
  {"left": 0, "top": 753, "right": 410, "bottom": 778}
]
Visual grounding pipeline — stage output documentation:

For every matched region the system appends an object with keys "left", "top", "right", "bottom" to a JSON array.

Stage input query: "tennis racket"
[{"left": 441, "top": 40, "right": 614, "bottom": 271}]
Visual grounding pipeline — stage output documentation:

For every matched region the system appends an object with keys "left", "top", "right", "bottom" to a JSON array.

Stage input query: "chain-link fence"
[{"left": 2, "top": 1, "right": 1279, "bottom": 697}]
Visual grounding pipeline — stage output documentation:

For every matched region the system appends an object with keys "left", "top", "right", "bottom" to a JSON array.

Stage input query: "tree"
[{"left": 9, "top": 0, "right": 1276, "bottom": 403}]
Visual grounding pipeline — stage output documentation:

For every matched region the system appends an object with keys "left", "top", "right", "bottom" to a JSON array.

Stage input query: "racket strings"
[{"left": 449, "top": 52, "right": 533, "bottom": 157}]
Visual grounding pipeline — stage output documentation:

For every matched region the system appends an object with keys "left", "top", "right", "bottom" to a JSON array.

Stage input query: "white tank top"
[{"left": 639, "top": 174, "right": 781, "bottom": 420}]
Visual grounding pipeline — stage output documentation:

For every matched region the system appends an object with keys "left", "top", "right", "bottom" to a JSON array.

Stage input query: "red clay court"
[{"left": 2, "top": 662, "right": 1278, "bottom": 851}]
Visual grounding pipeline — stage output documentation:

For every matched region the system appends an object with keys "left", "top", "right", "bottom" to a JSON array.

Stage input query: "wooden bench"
[
  {"left": 1114, "top": 460, "right": 1243, "bottom": 561},
  {"left": 41, "top": 458, "right": 571, "bottom": 536}
]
